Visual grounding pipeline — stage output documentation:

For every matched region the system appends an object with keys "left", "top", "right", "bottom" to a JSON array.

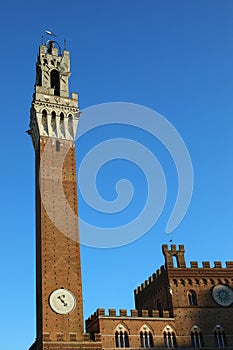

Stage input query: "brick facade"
[{"left": 86, "top": 245, "right": 233, "bottom": 349}]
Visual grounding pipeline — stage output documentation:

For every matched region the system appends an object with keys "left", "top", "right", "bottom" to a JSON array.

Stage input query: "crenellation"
[
  {"left": 141, "top": 309, "right": 149, "bottom": 317},
  {"left": 214, "top": 261, "right": 222, "bottom": 268},
  {"left": 151, "top": 309, "right": 160, "bottom": 317},
  {"left": 96, "top": 308, "right": 105, "bottom": 316},
  {"left": 148, "top": 276, "right": 153, "bottom": 283},
  {"left": 226, "top": 261, "right": 233, "bottom": 268},
  {"left": 202, "top": 261, "right": 210, "bottom": 268},
  {"left": 108, "top": 309, "right": 116, "bottom": 316},
  {"left": 163, "top": 311, "right": 170, "bottom": 318},
  {"left": 86, "top": 308, "right": 173, "bottom": 323},
  {"left": 171, "top": 244, "right": 177, "bottom": 251},
  {"left": 130, "top": 309, "right": 138, "bottom": 317},
  {"left": 190, "top": 261, "right": 198, "bottom": 268},
  {"left": 119, "top": 309, "right": 127, "bottom": 317}
]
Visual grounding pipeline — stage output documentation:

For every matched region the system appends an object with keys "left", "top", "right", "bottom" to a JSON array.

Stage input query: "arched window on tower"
[
  {"left": 188, "top": 290, "right": 197, "bottom": 306},
  {"left": 68, "top": 114, "right": 74, "bottom": 138},
  {"left": 60, "top": 113, "right": 65, "bottom": 137},
  {"left": 140, "top": 325, "right": 153, "bottom": 348},
  {"left": 50, "top": 69, "right": 60, "bottom": 96},
  {"left": 42, "top": 110, "right": 48, "bottom": 134},
  {"left": 214, "top": 326, "right": 226, "bottom": 348},
  {"left": 51, "top": 111, "right": 57, "bottom": 136},
  {"left": 191, "top": 326, "right": 204, "bottom": 348},
  {"left": 115, "top": 325, "right": 129, "bottom": 348},
  {"left": 163, "top": 326, "right": 177, "bottom": 348},
  {"left": 172, "top": 255, "right": 179, "bottom": 268},
  {"left": 36, "top": 63, "right": 42, "bottom": 86}
]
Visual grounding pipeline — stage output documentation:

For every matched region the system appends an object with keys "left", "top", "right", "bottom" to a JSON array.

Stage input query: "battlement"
[
  {"left": 162, "top": 244, "right": 233, "bottom": 269},
  {"left": 190, "top": 260, "right": 233, "bottom": 268},
  {"left": 86, "top": 308, "right": 173, "bottom": 327},
  {"left": 134, "top": 265, "right": 166, "bottom": 295},
  {"left": 134, "top": 245, "right": 233, "bottom": 295}
]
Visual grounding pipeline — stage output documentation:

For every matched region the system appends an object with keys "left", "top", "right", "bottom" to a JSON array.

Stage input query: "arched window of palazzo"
[
  {"left": 139, "top": 325, "right": 153, "bottom": 348},
  {"left": 163, "top": 326, "right": 177, "bottom": 348},
  {"left": 115, "top": 324, "right": 129, "bottom": 348},
  {"left": 188, "top": 290, "right": 197, "bottom": 306},
  {"left": 191, "top": 326, "right": 204, "bottom": 348},
  {"left": 214, "top": 325, "right": 226, "bottom": 348}
]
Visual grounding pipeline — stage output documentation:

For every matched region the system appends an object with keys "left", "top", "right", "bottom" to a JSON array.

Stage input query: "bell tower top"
[
  {"left": 29, "top": 36, "right": 79, "bottom": 149},
  {"left": 35, "top": 39, "right": 72, "bottom": 98}
]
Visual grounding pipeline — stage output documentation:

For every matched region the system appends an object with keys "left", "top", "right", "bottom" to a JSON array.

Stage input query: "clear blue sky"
[{"left": 0, "top": 1, "right": 233, "bottom": 349}]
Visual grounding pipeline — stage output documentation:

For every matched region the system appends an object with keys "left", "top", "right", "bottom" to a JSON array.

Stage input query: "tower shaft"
[{"left": 28, "top": 41, "right": 101, "bottom": 350}]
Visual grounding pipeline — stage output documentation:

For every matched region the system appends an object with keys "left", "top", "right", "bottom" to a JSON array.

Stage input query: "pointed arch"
[
  {"left": 68, "top": 114, "right": 74, "bottom": 138},
  {"left": 51, "top": 111, "right": 57, "bottom": 135},
  {"left": 60, "top": 112, "right": 65, "bottom": 137},
  {"left": 163, "top": 326, "right": 177, "bottom": 348},
  {"left": 191, "top": 326, "right": 204, "bottom": 348},
  {"left": 114, "top": 324, "right": 129, "bottom": 348},
  {"left": 139, "top": 325, "right": 153, "bottom": 348},
  {"left": 42, "top": 109, "right": 48, "bottom": 134},
  {"left": 214, "top": 325, "right": 226, "bottom": 348}
]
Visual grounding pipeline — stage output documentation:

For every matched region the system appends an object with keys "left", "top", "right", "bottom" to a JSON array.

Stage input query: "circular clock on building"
[
  {"left": 49, "top": 288, "right": 76, "bottom": 314},
  {"left": 212, "top": 284, "right": 233, "bottom": 307}
]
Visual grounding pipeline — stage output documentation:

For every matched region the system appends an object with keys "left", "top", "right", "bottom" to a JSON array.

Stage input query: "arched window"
[
  {"left": 140, "top": 326, "right": 153, "bottom": 348},
  {"left": 163, "top": 327, "right": 177, "bottom": 348},
  {"left": 68, "top": 114, "right": 74, "bottom": 138},
  {"left": 60, "top": 113, "right": 65, "bottom": 137},
  {"left": 188, "top": 290, "right": 197, "bottom": 306},
  {"left": 191, "top": 326, "right": 204, "bottom": 348},
  {"left": 214, "top": 326, "right": 226, "bottom": 348},
  {"left": 36, "top": 63, "right": 42, "bottom": 86},
  {"left": 115, "top": 325, "right": 129, "bottom": 348},
  {"left": 51, "top": 111, "right": 57, "bottom": 135},
  {"left": 42, "top": 110, "right": 48, "bottom": 134},
  {"left": 50, "top": 69, "right": 60, "bottom": 96},
  {"left": 172, "top": 255, "right": 179, "bottom": 268}
]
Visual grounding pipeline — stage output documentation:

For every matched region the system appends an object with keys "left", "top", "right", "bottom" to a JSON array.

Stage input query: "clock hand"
[{"left": 57, "top": 295, "right": 68, "bottom": 307}]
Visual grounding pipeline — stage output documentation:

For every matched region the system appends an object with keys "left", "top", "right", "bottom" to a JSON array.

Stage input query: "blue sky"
[{"left": 0, "top": 1, "right": 233, "bottom": 349}]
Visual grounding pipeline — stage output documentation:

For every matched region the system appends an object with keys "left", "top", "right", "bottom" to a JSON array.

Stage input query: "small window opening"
[
  {"left": 51, "top": 111, "right": 57, "bottom": 135},
  {"left": 56, "top": 140, "right": 60, "bottom": 152},
  {"left": 188, "top": 290, "right": 197, "bottom": 306},
  {"left": 60, "top": 113, "right": 65, "bottom": 137},
  {"left": 68, "top": 114, "right": 74, "bottom": 138},
  {"left": 172, "top": 255, "right": 179, "bottom": 268},
  {"left": 36, "top": 63, "right": 42, "bottom": 86},
  {"left": 50, "top": 69, "right": 60, "bottom": 96},
  {"left": 42, "top": 110, "right": 48, "bottom": 134}
]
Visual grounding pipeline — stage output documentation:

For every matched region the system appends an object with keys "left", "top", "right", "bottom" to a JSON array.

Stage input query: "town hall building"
[{"left": 28, "top": 38, "right": 233, "bottom": 350}]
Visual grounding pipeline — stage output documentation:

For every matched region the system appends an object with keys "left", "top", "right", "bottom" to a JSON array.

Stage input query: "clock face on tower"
[
  {"left": 49, "top": 288, "right": 76, "bottom": 314},
  {"left": 212, "top": 284, "right": 233, "bottom": 307}
]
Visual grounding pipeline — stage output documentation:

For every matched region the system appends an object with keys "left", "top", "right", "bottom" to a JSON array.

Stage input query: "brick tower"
[{"left": 28, "top": 39, "right": 101, "bottom": 350}]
